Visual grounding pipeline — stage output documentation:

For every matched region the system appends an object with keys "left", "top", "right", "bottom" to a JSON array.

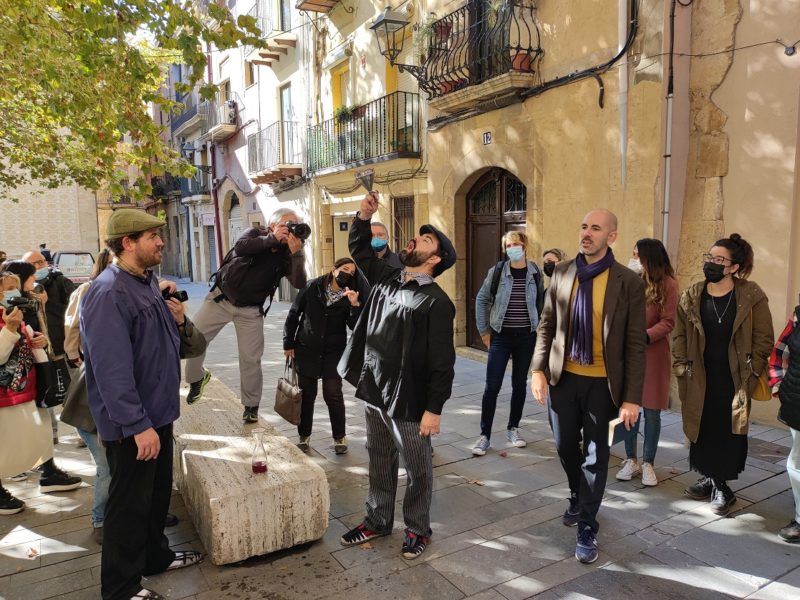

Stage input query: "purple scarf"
[{"left": 567, "top": 249, "right": 615, "bottom": 365}]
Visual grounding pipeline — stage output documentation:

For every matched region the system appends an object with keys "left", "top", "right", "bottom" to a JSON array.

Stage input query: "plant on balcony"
[
  {"left": 511, "top": 51, "right": 533, "bottom": 72},
  {"left": 334, "top": 105, "right": 355, "bottom": 123},
  {"left": 413, "top": 13, "right": 437, "bottom": 61}
]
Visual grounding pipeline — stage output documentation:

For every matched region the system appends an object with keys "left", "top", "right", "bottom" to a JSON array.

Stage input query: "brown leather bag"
[{"left": 274, "top": 358, "right": 302, "bottom": 425}]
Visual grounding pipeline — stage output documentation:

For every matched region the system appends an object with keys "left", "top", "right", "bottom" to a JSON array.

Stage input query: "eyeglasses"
[{"left": 702, "top": 253, "right": 732, "bottom": 265}]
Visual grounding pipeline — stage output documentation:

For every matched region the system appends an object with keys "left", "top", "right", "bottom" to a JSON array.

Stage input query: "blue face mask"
[
  {"left": 1, "top": 289, "right": 21, "bottom": 307},
  {"left": 371, "top": 238, "right": 388, "bottom": 251},
  {"left": 34, "top": 267, "right": 49, "bottom": 281},
  {"left": 506, "top": 246, "right": 525, "bottom": 262}
]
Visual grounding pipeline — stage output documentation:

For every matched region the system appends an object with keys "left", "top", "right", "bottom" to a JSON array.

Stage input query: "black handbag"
[
  {"left": 274, "top": 358, "right": 302, "bottom": 425},
  {"left": 35, "top": 356, "right": 72, "bottom": 408}
]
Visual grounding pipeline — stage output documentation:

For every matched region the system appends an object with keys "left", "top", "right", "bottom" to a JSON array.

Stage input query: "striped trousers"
[{"left": 363, "top": 403, "right": 433, "bottom": 536}]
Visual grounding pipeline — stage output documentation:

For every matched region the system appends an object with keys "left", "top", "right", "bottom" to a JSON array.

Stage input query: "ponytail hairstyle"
[
  {"left": 636, "top": 238, "right": 674, "bottom": 309},
  {"left": 713, "top": 233, "right": 754, "bottom": 279}
]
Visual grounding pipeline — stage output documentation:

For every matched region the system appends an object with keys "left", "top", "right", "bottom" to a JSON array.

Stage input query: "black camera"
[
  {"left": 6, "top": 296, "right": 37, "bottom": 309},
  {"left": 286, "top": 221, "right": 311, "bottom": 241},
  {"left": 162, "top": 288, "right": 189, "bottom": 303}
]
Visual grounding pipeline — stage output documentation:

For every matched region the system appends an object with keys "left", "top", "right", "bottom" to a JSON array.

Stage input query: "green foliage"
[
  {"left": 0, "top": 0, "right": 266, "bottom": 201},
  {"left": 334, "top": 105, "right": 356, "bottom": 123}
]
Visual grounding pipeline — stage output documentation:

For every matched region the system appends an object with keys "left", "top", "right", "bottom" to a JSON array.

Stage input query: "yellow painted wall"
[
  {"left": 713, "top": 0, "right": 800, "bottom": 328},
  {"left": 425, "top": 0, "right": 666, "bottom": 343}
]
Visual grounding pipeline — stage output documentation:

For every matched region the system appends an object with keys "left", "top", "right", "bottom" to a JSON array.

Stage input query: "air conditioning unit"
[{"left": 226, "top": 100, "right": 237, "bottom": 124}]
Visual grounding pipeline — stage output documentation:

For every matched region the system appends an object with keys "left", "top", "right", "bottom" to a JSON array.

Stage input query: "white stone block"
[{"left": 173, "top": 378, "right": 330, "bottom": 565}]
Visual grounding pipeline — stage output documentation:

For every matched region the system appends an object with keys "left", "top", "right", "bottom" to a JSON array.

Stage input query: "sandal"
[
  {"left": 130, "top": 589, "right": 165, "bottom": 599},
  {"left": 166, "top": 550, "right": 204, "bottom": 571}
]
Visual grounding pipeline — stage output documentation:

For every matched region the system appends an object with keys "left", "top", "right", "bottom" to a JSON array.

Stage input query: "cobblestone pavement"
[{"left": 1, "top": 282, "right": 798, "bottom": 599}]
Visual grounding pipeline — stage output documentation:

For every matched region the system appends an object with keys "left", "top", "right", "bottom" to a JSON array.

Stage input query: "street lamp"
[{"left": 370, "top": 7, "right": 426, "bottom": 84}]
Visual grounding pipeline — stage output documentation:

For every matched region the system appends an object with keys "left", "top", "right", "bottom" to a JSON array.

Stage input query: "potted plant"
[
  {"left": 511, "top": 51, "right": 533, "bottom": 72},
  {"left": 334, "top": 105, "right": 354, "bottom": 123},
  {"left": 433, "top": 20, "right": 452, "bottom": 44},
  {"left": 413, "top": 13, "right": 437, "bottom": 61}
]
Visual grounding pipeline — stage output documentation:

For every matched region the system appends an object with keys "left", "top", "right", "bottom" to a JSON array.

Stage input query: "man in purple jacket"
[{"left": 81, "top": 208, "right": 204, "bottom": 600}]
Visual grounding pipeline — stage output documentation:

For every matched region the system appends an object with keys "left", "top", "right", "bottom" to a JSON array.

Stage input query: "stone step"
[{"left": 174, "top": 378, "right": 330, "bottom": 565}]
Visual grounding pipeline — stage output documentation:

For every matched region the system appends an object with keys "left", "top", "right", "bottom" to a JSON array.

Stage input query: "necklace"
[{"left": 710, "top": 290, "right": 734, "bottom": 324}]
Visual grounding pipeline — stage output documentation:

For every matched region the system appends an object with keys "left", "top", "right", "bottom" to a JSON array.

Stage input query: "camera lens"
[{"left": 290, "top": 223, "right": 311, "bottom": 240}]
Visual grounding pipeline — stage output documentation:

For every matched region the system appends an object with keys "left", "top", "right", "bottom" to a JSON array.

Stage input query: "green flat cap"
[{"left": 106, "top": 208, "right": 166, "bottom": 238}]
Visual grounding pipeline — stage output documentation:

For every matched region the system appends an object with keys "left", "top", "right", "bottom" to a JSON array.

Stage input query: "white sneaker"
[
  {"left": 641, "top": 462, "right": 658, "bottom": 486},
  {"left": 472, "top": 435, "right": 490, "bottom": 456},
  {"left": 616, "top": 458, "right": 642, "bottom": 481},
  {"left": 507, "top": 427, "right": 527, "bottom": 448}
]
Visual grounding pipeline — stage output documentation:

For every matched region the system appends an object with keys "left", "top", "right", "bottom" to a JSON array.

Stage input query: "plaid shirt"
[{"left": 768, "top": 311, "right": 798, "bottom": 392}]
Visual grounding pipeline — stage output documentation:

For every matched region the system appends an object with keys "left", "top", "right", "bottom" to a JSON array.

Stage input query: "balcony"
[
  {"left": 180, "top": 167, "right": 212, "bottom": 202},
  {"left": 200, "top": 91, "right": 243, "bottom": 142},
  {"left": 295, "top": 0, "right": 339, "bottom": 13},
  {"left": 244, "top": 0, "right": 297, "bottom": 69},
  {"left": 248, "top": 121, "right": 303, "bottom": 186},
  {"left": 171, "top": 93, "right": 204, "bottom": 137},
  {"left": 151, "top": 173, "right": 182, "bottom": 198},
  {"left": 307, "top": 92, "right": 421, "bottom": 176},
  {"left": 417, "top": 0, "right": 543, "bottom": 114}
]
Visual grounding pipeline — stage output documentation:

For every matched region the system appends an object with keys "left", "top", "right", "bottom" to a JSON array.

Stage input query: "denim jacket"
[{"left": 475, "top": 261, "right": 544, "bottom": 335}]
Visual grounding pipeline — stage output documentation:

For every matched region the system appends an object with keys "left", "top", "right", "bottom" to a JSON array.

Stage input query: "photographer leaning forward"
[{"left": 185, "top": 208, "right": 308, "bottom": 422}]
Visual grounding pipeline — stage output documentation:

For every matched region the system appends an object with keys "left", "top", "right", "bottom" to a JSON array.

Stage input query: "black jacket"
[
  {"left": 378, "top": 247, "right": 403, "bottom": 270},
  {"left": 216, "top": 227, "right": 307, "bottom": 308},
  {"left": 338, "top": 216, "right": 456, "bottom": 421},
  {"left": 283, "top": 274, "right": 368, "bottom": 379},
  {"left": 778, "top": 306, "right": 800, "bottom": 430},
  {"left": 41, "top": 269, "right": 76, "bottom": 355}
]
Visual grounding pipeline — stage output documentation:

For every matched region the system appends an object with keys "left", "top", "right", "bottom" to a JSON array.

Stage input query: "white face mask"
[{"left": 627, "top": 258, "right": 643, "bottom": 275}]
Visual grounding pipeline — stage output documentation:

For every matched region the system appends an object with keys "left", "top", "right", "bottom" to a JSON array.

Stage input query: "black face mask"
[
  {"left": 543, "top": 262, "right": 556, "bottom": 277},
  {"left": 335, "top": 272, "right": 353, "bottom": 289},
  {"left": 703, "top": 262, "right": 726, "bottom": 283}
]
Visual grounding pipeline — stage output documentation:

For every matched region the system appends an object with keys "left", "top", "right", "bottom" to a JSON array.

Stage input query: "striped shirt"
[{"left": 502, "top": 267, "right": 531, "bottom": 329}]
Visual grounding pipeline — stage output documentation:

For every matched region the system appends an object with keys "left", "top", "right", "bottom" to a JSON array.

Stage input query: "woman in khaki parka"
[{"left": 673, "top": 233, "right": 773, "bottom": 515}]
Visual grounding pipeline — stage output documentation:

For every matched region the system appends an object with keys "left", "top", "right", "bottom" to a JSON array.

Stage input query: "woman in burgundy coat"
[{"left": 616, "top": 238, "right": 678, "bottom": 486}]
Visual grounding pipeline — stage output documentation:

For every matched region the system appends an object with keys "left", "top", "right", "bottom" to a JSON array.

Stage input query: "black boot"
[{"left": 710, "top": 480, "right": 736, "bottom": 515}]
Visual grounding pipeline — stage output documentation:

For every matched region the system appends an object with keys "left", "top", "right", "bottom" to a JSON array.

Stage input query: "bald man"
[{"left": 530, "top": 209, "right": 645, "bottom": 564}]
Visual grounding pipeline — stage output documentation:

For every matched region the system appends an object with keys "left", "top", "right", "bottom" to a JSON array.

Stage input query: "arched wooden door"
[{"left": 466, "top": 169, "right": 528, "bottom": 350}]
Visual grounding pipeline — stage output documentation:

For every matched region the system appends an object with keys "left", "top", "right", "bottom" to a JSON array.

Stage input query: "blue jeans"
[
  {"left": 480, "top": 328, "right": 536, "bottom": 438},
  {"left": 78, "top": 428, "right": 110, "bottom": 528},
  {"left": 623, "top": 407, "right": 662, "bottom": 464}
]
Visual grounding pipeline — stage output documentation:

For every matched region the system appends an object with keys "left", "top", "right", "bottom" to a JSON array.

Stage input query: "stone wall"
[
  {"left": 675, "top": 0, "right": 742, "bottom": 290},
  {"left": 0, "top": 181, "right": 99, "bottom": 258}
]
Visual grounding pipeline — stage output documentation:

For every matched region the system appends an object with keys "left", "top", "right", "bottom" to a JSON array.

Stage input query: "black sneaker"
[
  {"left": 0, "top": 487, "right": 25, "bottom": 515},
  {"left": 340, "top": 522, "right": 390, "bottom": 547},
  {"left": 779, "top": 520, "right": 800, "bottom": 543},
  {"left": 562, "top": 494, "right": 580, "bottom": 527},
  {"left": 684, "top": 476, "right": 714, "bottom": 500},
  {"left": 242, "top": 406, "right": 259, "bottom": 423},
  {"left": 575, "top": 526, "right": 598, "bottom": 564},
  {"left": 710, "top": 484, "right": 736, "bottom": 516},
  {"left": 39, "top": 468, "right": 82, "bottom": 493},
  {"left": 187, "top": 369, "right": 212, "bottom": 405},
  {"left": 401, "top": 529, "right": 431, "bottom": 559}
]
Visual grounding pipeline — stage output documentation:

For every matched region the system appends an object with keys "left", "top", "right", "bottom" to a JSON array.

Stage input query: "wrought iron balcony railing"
[
  {"left": 180, "top": 167, "right": 212, "bottom": 198},
  {"left": 307, "top": 92, "right": 421, "bottom": 174},
  {"left": 171, "top": 100, "right": 199, "bottom": 133},
  {"left": 247, "top": 121, "right": 302, "bottom": 174},
  {"left": 151, "top": 173, "right": 182, "bottom": 197},
  {"left": 416, "top": 0, "right": 542, "bottom": 98}
]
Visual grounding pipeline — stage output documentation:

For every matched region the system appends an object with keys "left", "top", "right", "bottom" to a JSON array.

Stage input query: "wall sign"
[{"left": 483, "top": 132, "right": 492, "bottom": 145}]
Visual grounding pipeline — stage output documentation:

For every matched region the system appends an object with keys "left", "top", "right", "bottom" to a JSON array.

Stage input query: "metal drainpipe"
[{"left": 207, "top": 42, "right": 224, "bottom": 267}]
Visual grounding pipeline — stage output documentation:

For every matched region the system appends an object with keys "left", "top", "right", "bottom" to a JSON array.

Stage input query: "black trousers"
[
  {"left": 548, "top": 372, "right": 617, "bottom": 533},
  {"left": 297, "top": 374, "right": 346, "bottom": 439},
  {"left": 102, "top": 424, "right": 176, "bottom": 600}
]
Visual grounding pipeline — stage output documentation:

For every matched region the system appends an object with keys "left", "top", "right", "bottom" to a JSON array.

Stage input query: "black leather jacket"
[{"left": 338, "top": 216, "right": 456, "bottom": 421}]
